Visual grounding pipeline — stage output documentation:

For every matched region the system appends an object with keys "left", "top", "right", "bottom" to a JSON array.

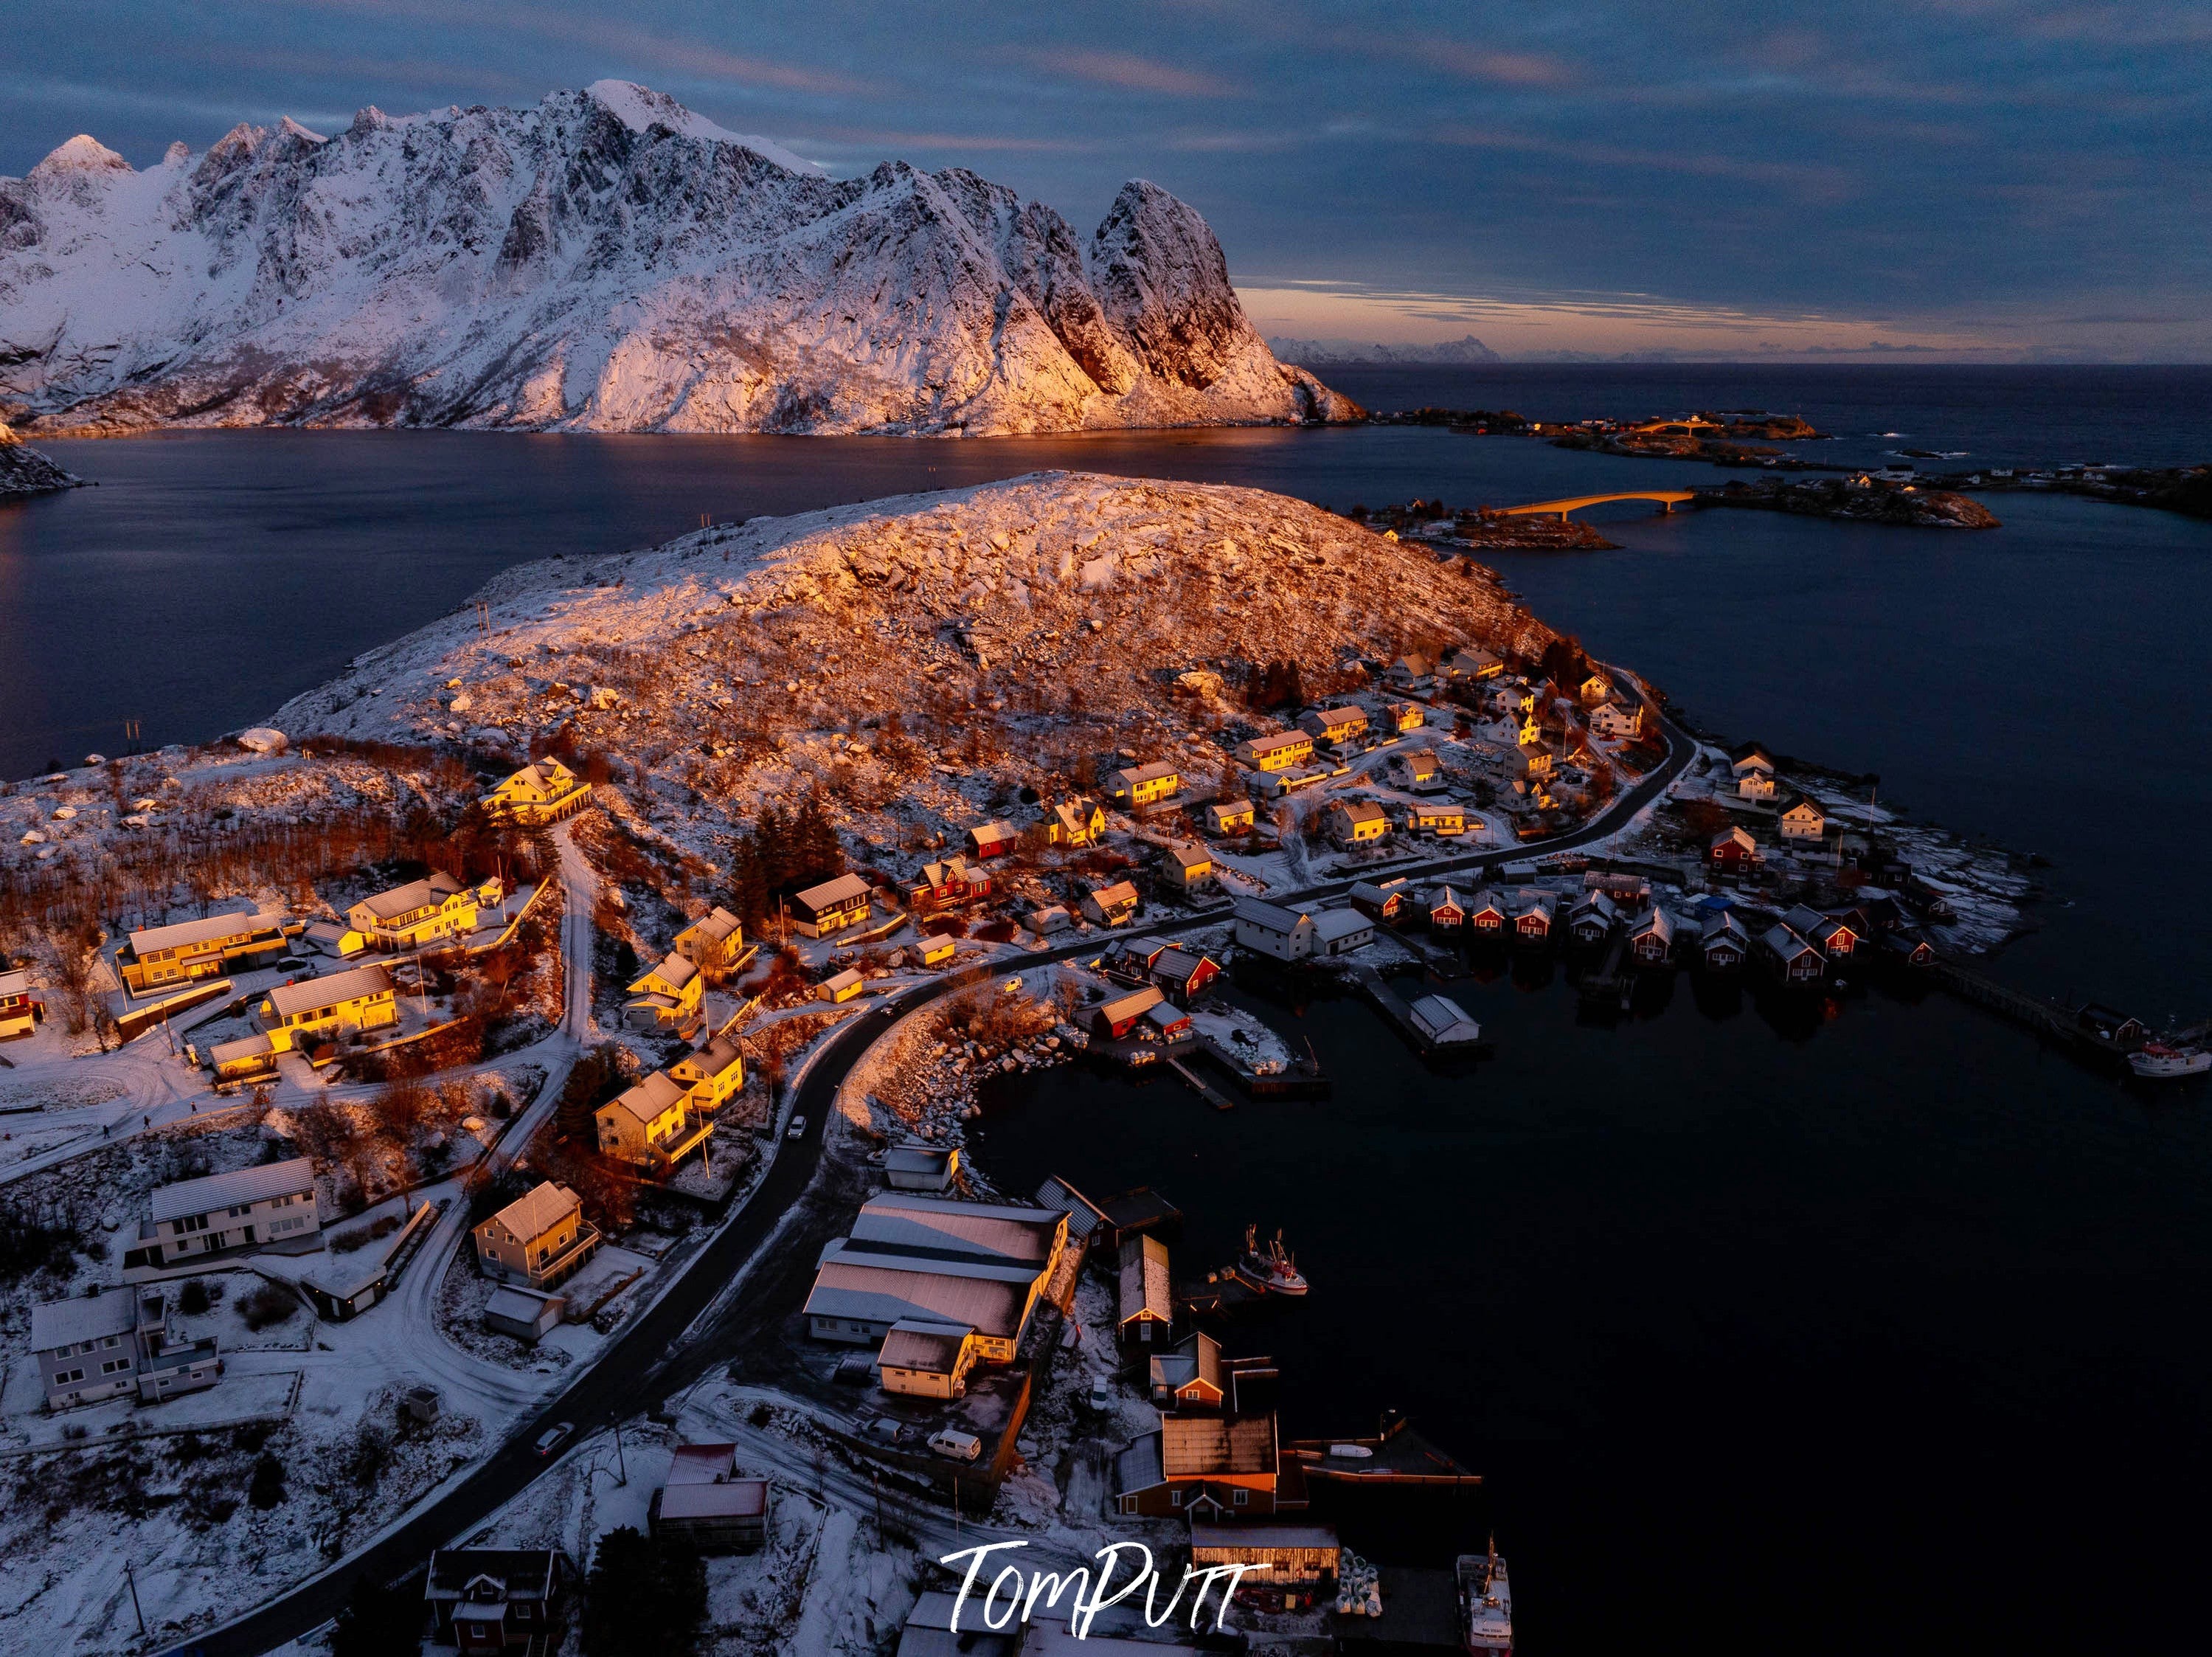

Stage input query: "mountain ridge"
[
  {"left": 1267, "top": 333, "right": 1502, "bottom": 366},
  {"left": 0, "top": 83, "right": 1359, "bottom": 437}
]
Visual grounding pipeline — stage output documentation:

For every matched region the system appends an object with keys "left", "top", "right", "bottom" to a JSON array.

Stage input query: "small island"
[
  {"left": 0, "top": 422, "right": 79, "bottom": 502},
  {"left": 1700, "top": 475, "right": 2000, "bottom": 529}
]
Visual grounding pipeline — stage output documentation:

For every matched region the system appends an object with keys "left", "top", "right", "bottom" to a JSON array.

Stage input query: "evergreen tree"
[
  {"left": 581, "top": 1526, "right": 707, "bottom": 1657},
  {"left": 330, "top": 1574, "right": 423, "bottom": 1657}
]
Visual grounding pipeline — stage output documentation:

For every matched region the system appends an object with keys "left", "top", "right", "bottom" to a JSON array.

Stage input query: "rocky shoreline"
[
  {"left": 0, "top": 421, "right": 79, "bottom": 501},
  {"left": 1699, "top": 476, "right": 2000, "bottom": 528}
]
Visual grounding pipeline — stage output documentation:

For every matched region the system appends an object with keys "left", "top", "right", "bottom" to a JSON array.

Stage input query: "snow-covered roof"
[
  {"left": 805, "top": 1263, "right": 1027, "bottom": 1341},
  {"left": 1410, "top": 995, "right": 1482, "bottom": 1044},
  {"left": 30, "top": 1290, "right": 138, "bottom": 1354},
  {"left": 1099, "top": 985, "right": 1165, "bottom": 1025},
  {"left": 150, "top": 1156, "right": 316, "bottom": 1223},
  {"left": 603, "top": 1070, "right": 687, "bottom": 1126},
  {"left": 884, "top": 1144, "right": 954, "bottom": 1177},
  {"left": 353, "top": 871, "right": 460, "bottom": 919},
  {"left": 678, "top": 907, "right": 743, "bottom": 946},
  {"left": 128, "top": 909, "right": 273, "bottom": 955},
  {"left": 794, "top": 872, "right": 871, "bottom": 911},
  {"left": 482, "top": 1180, "right": 580, "bottom": 1245},
  {"left": 264, "top": 962, "right": 392, "bottom": 1017},
  {"left": 1314, "top": 909, "right": 1372, "bottom": 941},
  {"left": 0, "top": 969, "right": 34, "bottom": 997},
  {"left": 1118, "top": 1233, "right": 1172, "bottom": 1324},
  {"left": 1087, "top": 879, "right": 1139, "bottom": 908},
  {"left": 850, "top": 1191, "right": 1061, "bottom": 1265}
]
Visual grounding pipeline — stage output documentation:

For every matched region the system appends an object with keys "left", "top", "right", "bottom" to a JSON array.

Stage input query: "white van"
[{"left": 928, "top": 1429, "right": 982, "bottom": 1462}]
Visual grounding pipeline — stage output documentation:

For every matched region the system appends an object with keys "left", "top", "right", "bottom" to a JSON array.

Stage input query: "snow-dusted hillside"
[
  {"left": 0, "top": 82, "right": 1360, "bottom": 437},
  {"left": 271, "top": 471, "right": 1548, "bottom": 855}
]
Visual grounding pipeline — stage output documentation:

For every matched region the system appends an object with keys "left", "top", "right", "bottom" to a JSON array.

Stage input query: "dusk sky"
[{"left": 10, "top": 1, "right": 2209, "bottom": 360}]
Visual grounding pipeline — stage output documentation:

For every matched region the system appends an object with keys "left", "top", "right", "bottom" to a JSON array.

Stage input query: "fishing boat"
[
  {"left": 1236, "top": 1225, "right": 1309, "bottom": 1295},
  {"left": 2129, "top": 1042, "right": 2212, "bottom": 1079},
  {"left": 1457, "top": 1540, "right": 1513, "bottom": 1654}
]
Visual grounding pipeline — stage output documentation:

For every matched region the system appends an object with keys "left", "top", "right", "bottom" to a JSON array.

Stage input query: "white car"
[
  {"left": 929, "top": 1428, "right": 983, "bottom": 1462},
  {"left": 1087, "top": 1378, "right": 1113, "bottom": 1411},
  {"left": 786, "top": 1115, "right": 808, "bottom": 1140},
  {"left": 533, "top": 1422, "right": 574, "bottom": 1458}
]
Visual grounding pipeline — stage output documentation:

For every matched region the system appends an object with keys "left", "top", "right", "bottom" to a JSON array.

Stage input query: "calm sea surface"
[{"left": 4, "top": 366, "right": 2209, "bottom": 1651}]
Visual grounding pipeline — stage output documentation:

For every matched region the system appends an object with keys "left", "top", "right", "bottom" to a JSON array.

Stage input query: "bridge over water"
[{"left": 1496, "top": 490, "right": 1699, "bottom": 519}]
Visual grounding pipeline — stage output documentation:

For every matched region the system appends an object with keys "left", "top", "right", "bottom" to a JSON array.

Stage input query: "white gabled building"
[{"left": 1232, "top": 897, "right": 1317, "bottom": 961}]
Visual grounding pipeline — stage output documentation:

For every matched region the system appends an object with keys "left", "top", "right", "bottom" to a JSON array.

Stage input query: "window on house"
[
  {"left": 1170, "top": 1490, "right": 1183, "bottom": 1507},
  {"left": 1233, "top": 1489, "right": 1249, "bottom": 1506}
]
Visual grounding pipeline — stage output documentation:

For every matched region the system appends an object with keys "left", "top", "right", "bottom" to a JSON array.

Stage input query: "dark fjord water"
[{"left": 4, "top": 366, "right": 2209, "bottom": 1652}]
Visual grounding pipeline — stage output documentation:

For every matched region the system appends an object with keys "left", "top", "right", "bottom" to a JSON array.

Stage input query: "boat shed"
[
  {"left": 1117, "top": 1234, "right": 1173, "bottom": 1347},
  {"left": 1190, "top": 1521, "right": 1341, "bottom": 1586},
  {"left": 1408, "top": 996, "right": 1483, "bottom": 1047},
  {"left": 1093, "top": 984, "right": 1165, "bottom": 1039}
]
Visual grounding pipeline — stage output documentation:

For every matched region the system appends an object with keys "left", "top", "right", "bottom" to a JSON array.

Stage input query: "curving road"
[{"left": 184, "top": 704, "right": 1694, "bottom": 1656}]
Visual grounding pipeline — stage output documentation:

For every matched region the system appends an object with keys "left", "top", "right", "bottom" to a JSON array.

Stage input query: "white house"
[
  {"left": 1231, "top": 897, "right": 1316, "bottom": 961},
  {"left": 122, "top": 1158, "right": 322, "bottom": 1279}
]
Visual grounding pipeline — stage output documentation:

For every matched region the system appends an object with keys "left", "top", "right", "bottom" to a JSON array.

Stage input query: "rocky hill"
[
  {"left": 0, "top": 83, "right": 1359, "bottom": 437},
  {"left": 0, "top": 421, "right": 77, "bottom": 499},
  {"left": 271, "top": 472, "right": 1551, "bottom": 858}
]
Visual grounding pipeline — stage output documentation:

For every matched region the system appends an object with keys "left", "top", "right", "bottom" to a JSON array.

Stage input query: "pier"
[
  {"left": 1345, "top": 964, "right": 1488, "bottom": 1056},
  {"left": 1165, "top": 1053, "right": 1239, "bottom": 1112},
  {"left": 1927, "top": 959, "right": 2132, "bottom": 1064}
]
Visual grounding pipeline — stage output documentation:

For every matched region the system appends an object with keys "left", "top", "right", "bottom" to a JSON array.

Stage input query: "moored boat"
[
  {"left": 1457, "top": 1539, "right": 1513, "bottom": 1654},
  {"left": 2129, "top": 1042, "right": 2212, "bottom": 1079},
  {"left": 1236, "top": 1224, "right": 1309, "bottom": 1295}
]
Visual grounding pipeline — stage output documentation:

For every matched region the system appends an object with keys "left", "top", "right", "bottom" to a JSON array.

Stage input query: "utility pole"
[
  {"left": 124, "top": 1561, "right": 145, "bottom": 1639},
  {"left": 610, "top": 1415, "right": 627, "bottom": 1486}
]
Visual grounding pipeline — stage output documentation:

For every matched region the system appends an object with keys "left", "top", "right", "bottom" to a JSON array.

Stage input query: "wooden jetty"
[
  {"left": 1287, "top": 1417, "right": 1483, "bottom": 1490},
  {"left": 1928, "top": 959, "right": 2132, "bottom": 1064},
  {"left": 1166, "top": 1053, "right": 1239, "bottom": 1112},
  {"left": 1347, "top": 964, "right": 1490, "bottom": 1056},
  {"left": 1578, "top": 933, "right": 1630, "bottom": 1006}
]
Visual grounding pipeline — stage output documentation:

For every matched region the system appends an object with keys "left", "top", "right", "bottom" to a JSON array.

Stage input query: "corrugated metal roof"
[
  {"left": 852, "top": 1192, "right": 1060, "bottom": 1266},
  {"left": 1232, "top": 896, "right": 1308, "bottom": 933},
  {"left": 804, "top": 1264, "right": 1027, "bottom": 1340},
  {"left": 1118, "top": 1234, "right": 1171, "bottom": 1324},
  {"left": 150, "top": 1156, "right": 316, "bottom": 1223},
  {"left": 1034, "top": 1177, "right": 1106, "bottom": 1239},
  {"left": 794, "top": 872, "right": 871, "bottom": 911},
  {"left": 876, "top": 1320, "right": 972, "bottom": 1372}
]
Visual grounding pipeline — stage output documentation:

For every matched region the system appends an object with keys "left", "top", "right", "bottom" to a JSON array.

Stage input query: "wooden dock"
[
  {"left": 1928, "top": 959, "right": 2129, "bottom": 1064},
  {"left": 1166, "top": 1054, "right": 1238, "bottom": 1111}
]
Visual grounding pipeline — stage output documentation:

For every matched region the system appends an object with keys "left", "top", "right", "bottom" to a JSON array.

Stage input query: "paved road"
[{"left": 190, "top": 704, "right": 1694, "bottom": 1655}]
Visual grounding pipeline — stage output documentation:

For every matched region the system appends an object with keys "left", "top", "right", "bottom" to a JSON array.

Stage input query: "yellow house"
[
  {"left": 673, "top": 907, "right": 743, "bottom": 975},
  {"left": 596, "top": 1070, "right": 713, "bottom": 1175},
  {"left": 668, "top": 1031, "right": 746, "bottom": 1113},
  {"left": 1298, "top": 705, "right": 1370, "bottom": 745},
  {"left": 1112, "top": 762, "right": 1181, "bottom": 809},
  {"left": 1381, "top": 699, "right": 1425, "bottom": 734},
  {"left": 0, "top": 969, "right": 40, "bottom": 1041},
  {"left": 345, "top": 872, "right": 482, "bottom": 952},
  {"left": 1579, "top": 671, "right": 1615, "bottom": 705},
  {"left": 1234, "top": 731, "right": 1314, "bottom": 773},
  {"left": 1048, "top": 796, "right": 1106, "bottom": 848},
  {"left": 1328, "top": 800, "right": 1390, "bottom": 845},
  {"left": 118, "top": 910, "right": 288, "bottom": 996},
  {"left": 1412, "top": 802, "right": 1469, "bottom": 837},
  {"left": 1158, "top": 840, "right": 1214, "bottom": 896},
  {"left": 482, "top": 758, "right": 592, "bottom": 825},
  {"left": 819, "top": 968, "right": 865, "bottom": 1003},
  {"left": 909, "top": 933, "right": 957, "bottom": 968},
  {"left": 472, "top": 1181, "right": 601, "bottom": 1290},
  {"left": 625, "top": 953, "right": 704, "bottom": 1031},
  {"left": 1205, "top": 798, "right": 1255, "bottom": 836},
  {"left": 259, "top": 964, "right": 397, "bottom": 1052}
]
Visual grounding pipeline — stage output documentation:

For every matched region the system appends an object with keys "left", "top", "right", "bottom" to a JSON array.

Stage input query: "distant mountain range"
[
  {"left": 1265, "top": 334, "right": 1502, "bottom": 366},
  {"left": 0, "top": 81, "right": 1359, "bottom": 437}
]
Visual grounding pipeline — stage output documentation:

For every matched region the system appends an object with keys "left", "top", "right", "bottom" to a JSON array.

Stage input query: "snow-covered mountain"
[
  {"left": 0, "top": 81, "right": 1359, "bottom": 437},
  {"left": 1268, "top": 334, "right": 1502, "bottom": 366}
]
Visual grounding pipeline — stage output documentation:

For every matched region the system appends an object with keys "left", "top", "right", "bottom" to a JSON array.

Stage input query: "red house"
[
  {"left": 1094, "top": 986, "right": 1166, "bottom": 1039},
  {"left": 1148, "top": 948, "right": 1221, "bottom": 1006},
  {"left": 965, "top": 820, "right": 1018, "bottom": 860},
  {"left": 1709, "top": 826, "right": 1761, "bottom": 869},
  {"left": 1428, "top": 885, "right": 1468, "bottom": 932},
  {"left": 906, "top": 855, "right": 988, "bottom": 915}
]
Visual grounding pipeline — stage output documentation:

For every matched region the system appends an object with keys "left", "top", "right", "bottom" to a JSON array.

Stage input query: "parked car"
[
  {"left": 867, "top": 1417, "right": 904, "bottom": 1443},
  {"left": 1087, "top": 1378, "right": 1113, "bottom": 1411},
  {"left": 929, "top": 1428, "right": 983, "bottom": 1462},
  {"left": 534, "top": 1422, "right": 574, "bottom": 1458},
  {"left": 786, "top": 1115, "right": 808, "bottom": 1140}
]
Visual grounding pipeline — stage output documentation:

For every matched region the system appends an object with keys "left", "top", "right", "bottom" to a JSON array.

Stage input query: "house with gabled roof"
[
  {"left": 668, "top": 1031, "right": 745, "bottom": 1112},
  {"left": 1381, "top": 699, "right": 1425, "bottom": 734},
  {"left": 260, "top": 964, "right": 397, "bottom": 1051},
  {"left": 1710, "top": 826, "right": 1761, "bottom": 869},
  {"left": 1702, "top": 910, "right": 1750, "bottom": 971},
  {"left": 483, "top": 757, "right": 592, "bottom": 825},
  {"left": 0, "top": 969, "right": 42, "bottom": 1041},
  {"left": 791, "top": 872, "right": 872, "bottom": 937},
  {"left": 673, "top": 907, "right": 743, "bottom": 974},
  {"left": 1111, "top": 761, "right": 1182, "bottom": 811},
  {"left": 1118, "top": 1233, "right": 1174, "bottom": 1350},
  {"left": 1446, "top": 646, "right": 1505, "bottom": 680},
  {"left": 1082, "top": 879, "right": 1141, "bottom": 927},
  {"left": 346, "top": 871, "right": 485, "bottom": 952},
  {"left": 423, "top": 1547, "right": 573, "bottom": 1654},
  {"left": 595, "top": 1070, "right": 713, "bottom": 1177},
  {"left": 1327, "top": 799, "right": 1389, "bottom": 847},
  {"left": 1778, "top": 792, "right": 1828, "bottom": 841},
  {"left": 1299, "top": 705, "right": 1370, "bottom": 746},
  {"left": 1759, "top": 923, "right": 1826, "bottom": 983},
  {"left": 1148, "top": 947, "right": 1221, "bottom": 1006},
  {"left": 1204, "top": 795, "right": 1255, "bottom": 837},
  {"left": 473, "top": 1181, "right": 600, "bottom": 1292},
  {"left": 1409, "top": 800, "right": 1467, "bottom": 837},
  {"left": 624, "top": 952, "right": 703, "bottom": 1031},
  {"left": 1235, "top": 730, "right": 1315, "bottom": 773},
  {"left": 963, "top": 820, "right": 1019, "bottom": 861},
  {"left": 1232, "top": 896, "right": 1316, "bottom": 961},
  {"left": 906, "top": 854, "right": 988, "bottom": 915},
  {"left": 1048, "top": 795, "right": 1106, "bottom": 848},
  {"left": 1629, "top": 906, "right": 1676, "bottom": 964},
  {"left": 119, "top": 910, "right": 288, "bottom": 997},
  {"left": 1157, "top": 840, "right": 1214, "bottom": 896}
]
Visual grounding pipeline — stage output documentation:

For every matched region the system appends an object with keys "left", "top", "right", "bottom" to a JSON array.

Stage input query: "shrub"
[
  {"left": 581, "top": 1526, "right": 706, "bottom": 1657},
  {"left": 238, "top": 1279, "right": 301, "bottom": 1331},
  {"left": 248, "top": 1453, "right": 286, "bottom": 1509},
  {"left": 177, "top": 1278, "right": 212, "bottom": 1316}
]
